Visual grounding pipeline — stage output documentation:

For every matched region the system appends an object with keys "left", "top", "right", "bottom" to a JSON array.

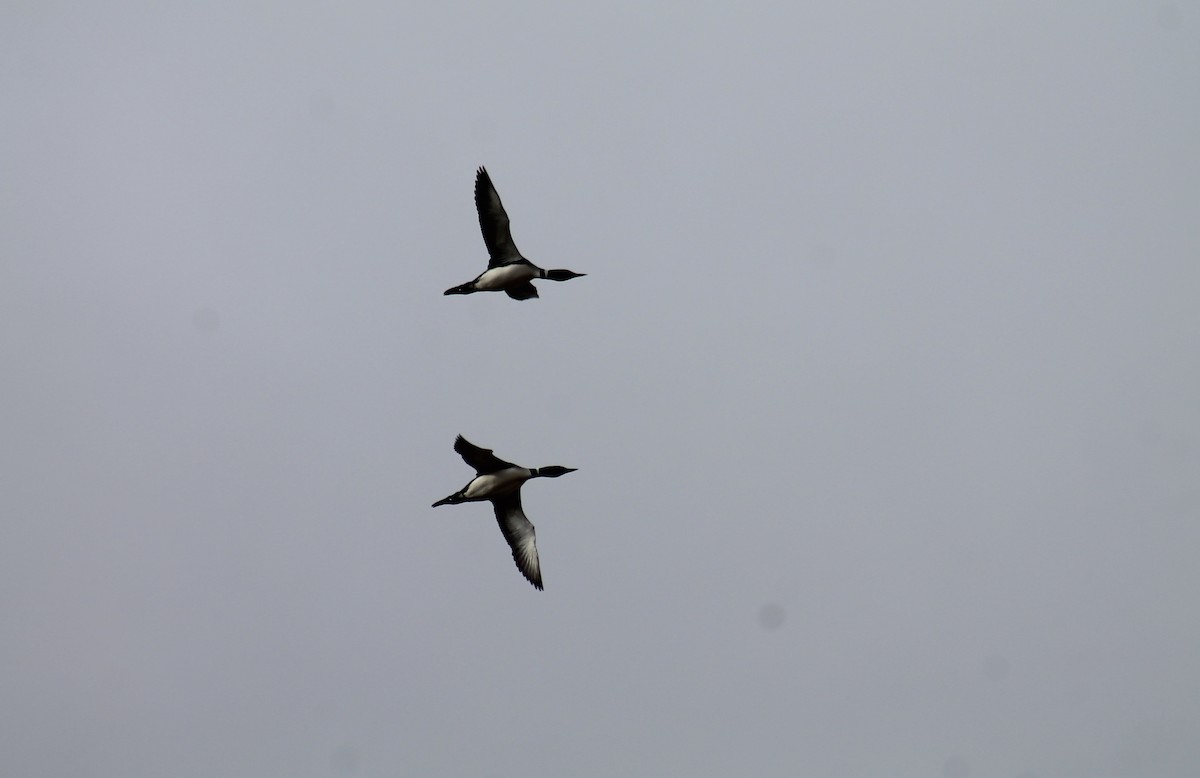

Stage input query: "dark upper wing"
[
  {"left": 475, "top": 167, "right": 522, "bottom": 266},
  {"left": 492, "top": 492, "right": 543, "bottom": 590},
  {"left": 505, "top": 282, "right": 539, "bottom": 301},
  {"left": 454, "top": 435, "right": 516, "bottom": 474}
]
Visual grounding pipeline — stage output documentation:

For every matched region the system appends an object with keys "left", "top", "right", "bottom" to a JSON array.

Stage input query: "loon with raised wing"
[
  {"left": 443, "top": 167, "right": 586, "bottom": 300},
  {"left": 431, "top": 435, "right": 576, "bottom": 590}
]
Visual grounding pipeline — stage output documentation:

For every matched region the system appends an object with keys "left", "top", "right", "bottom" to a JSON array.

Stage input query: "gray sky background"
[{"left": 2, "top": 3, "right": 1198, "bottom": 777}]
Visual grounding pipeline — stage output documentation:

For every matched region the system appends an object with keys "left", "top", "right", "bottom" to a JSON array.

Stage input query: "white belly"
[
  {"left": 463, "top": 467, "right": 530, "bottom": 499},
  {"left": 475, "top": 263, "right": 538, "bottom": 291}
]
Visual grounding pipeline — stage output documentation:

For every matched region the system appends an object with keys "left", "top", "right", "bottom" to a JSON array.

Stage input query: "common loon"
[
  {"left": 443, "top": 167, "right": 586, "bottom": 300},
  {"left": 431, "top": 435, "right": 576, "bottom": 590}
]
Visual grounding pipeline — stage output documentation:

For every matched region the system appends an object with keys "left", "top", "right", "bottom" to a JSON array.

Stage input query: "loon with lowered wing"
[
  {"left": 432, "top": 435, "right": 576, "bottom": 590},
  {"left": 443, "top": 167, "right": 586, "bottom": 300}
]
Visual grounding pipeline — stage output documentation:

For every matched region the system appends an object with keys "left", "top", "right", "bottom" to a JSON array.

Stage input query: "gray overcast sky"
[{"left": 2, "top": 3, "right": 1198, "bottom": 777}]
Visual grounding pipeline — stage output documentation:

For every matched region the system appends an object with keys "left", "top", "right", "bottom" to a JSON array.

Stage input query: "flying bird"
[
  {"left": 432, "top": 435, "right": 577, "bottom": 590},
  {"left": 443, "top": 167, "right": 586, "bottom": 300}
]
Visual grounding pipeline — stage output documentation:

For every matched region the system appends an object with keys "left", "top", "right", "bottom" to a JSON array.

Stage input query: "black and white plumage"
[
  {"left": 442, "top": 168, "right": 586, "bottom": 300},
  {"left": 431, "top": 435, "right": 576, "bottom": 590}
]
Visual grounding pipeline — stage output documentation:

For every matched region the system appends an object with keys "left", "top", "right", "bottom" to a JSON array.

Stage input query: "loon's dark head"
[
  {"left": 545, "top": 269, "right": 586, "bottom": 282},
  {"left": 534, "top": 465, "right": 577, "bottom": 478}
]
